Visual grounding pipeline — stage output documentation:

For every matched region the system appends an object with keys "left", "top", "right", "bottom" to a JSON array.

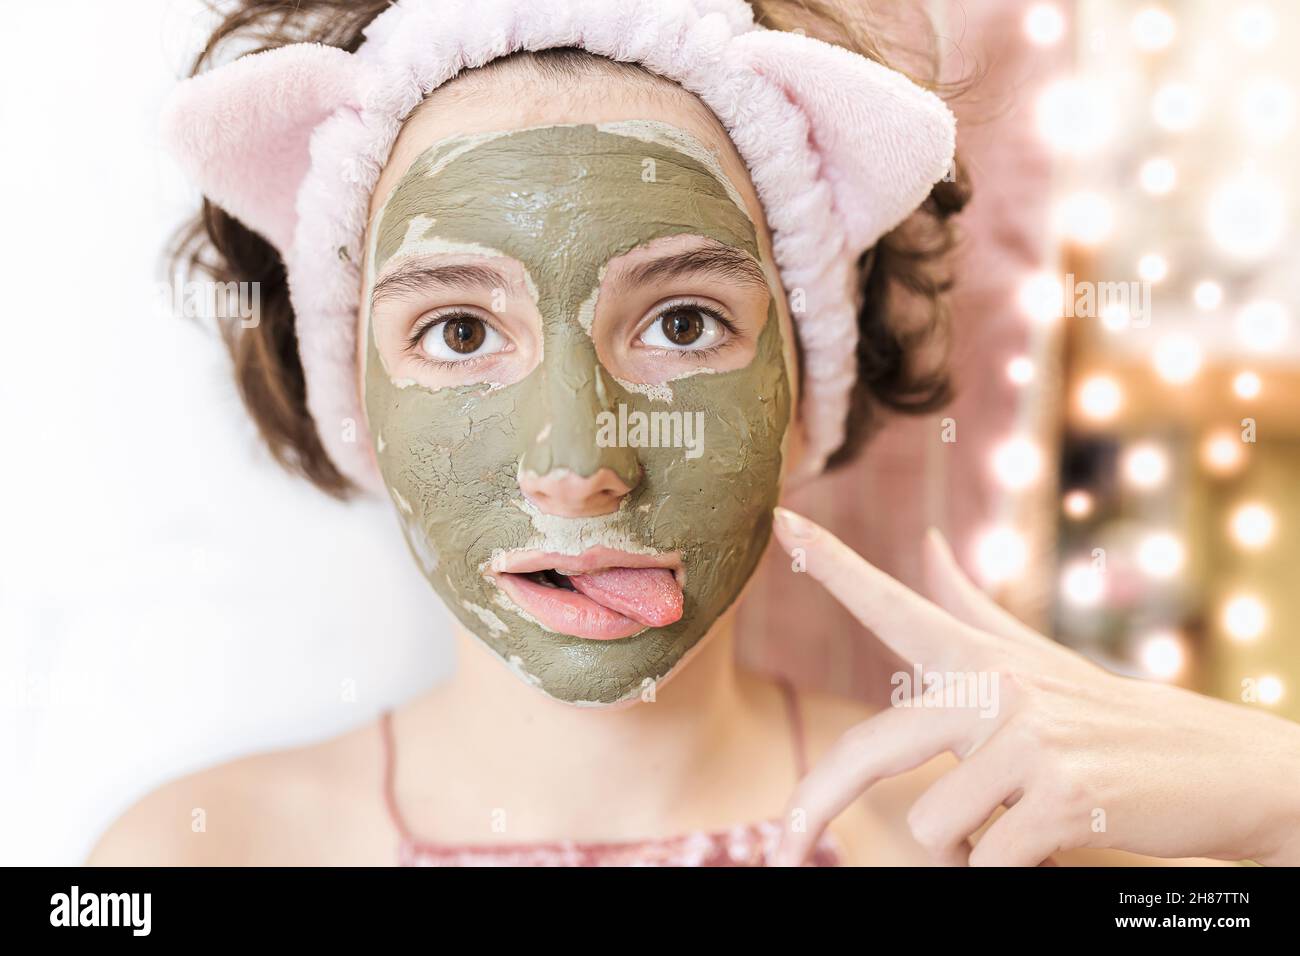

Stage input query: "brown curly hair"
[{"left": 171, "top": 0, "right": 972, "bottom": 497}]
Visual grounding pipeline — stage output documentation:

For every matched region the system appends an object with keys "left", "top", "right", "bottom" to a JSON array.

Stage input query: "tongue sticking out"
[{"left": 567, "top": 567, "right": 683, "bottom": 628}]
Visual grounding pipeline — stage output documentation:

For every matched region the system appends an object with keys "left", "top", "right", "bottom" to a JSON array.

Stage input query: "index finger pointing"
[{"left": 773, "top": 507, "right": 990, "bottom": 670}]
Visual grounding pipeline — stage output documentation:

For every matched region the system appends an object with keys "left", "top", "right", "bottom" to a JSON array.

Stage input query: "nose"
[
  {"left": 518, "top": 466, "right": 634, "bottom": 518},
  {"left": 516, "top": 305, "right": 641, "bottom": 517}
]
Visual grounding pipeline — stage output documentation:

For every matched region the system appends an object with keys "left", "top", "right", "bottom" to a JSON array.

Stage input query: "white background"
[{"left": 0, "top": 1, "right": 456, "bottom": 865}]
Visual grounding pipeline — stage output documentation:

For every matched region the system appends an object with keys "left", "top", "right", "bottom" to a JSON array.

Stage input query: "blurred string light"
[
  {"left": 1023, "top": 3, "right": 1066, "bottom": 47},
  {"left": 1192, "top": 279, "right": 1223, "bottom": 310},
  {"left": 1206, "top": 174, "right": 1286, "bottom": 259},
  {"left": 1235, "top": 300, "right": 1291, "bottom": 351},
  {"left": 1200, "top": 429, "right": 1247, "bottom": 475},
  {"left": 1238, "top": 77, "right": 1295, "bottom": 142},
  {"left": 1153, "top": 333, "right": 1203, "bottom": 384},
  {"left": 1061, "top": 560, "right": 1106, "bottom": 607},
  {"left": 1257, "top": 675, "right": 1285, "bottom": 706},
  {"left": 1017, "top": 272, "right": 1064, "bottom": 323},
  {"left": 1122, "top": 442, "right": 1169, "bottom": 490},
  {"left": 1078, "top": 374, "right": 1123, "bottom": 421},
  {"left": 1152, "top": 82, "right": 1202, "bottom": 131},
  {"left": 1233, "top": 370, "right": 1262, "bottom": 399},
  {"left": 1138, "top": 157, "right": 1177, "bottom": 195},
  {"left": 1233, "top": 4, "right": 1277, "bottom": 50},
  {"left": 1054, "top": 191, "right": 1115, "bottom": 245},
  {"left": 1137, "top": 629, "right": 1186, "bottom": 680},
  {"left": 1230, "top": 502, "right": 1276, "bottom": 550},
  {"left": 1131, "top": 7, "right": 1176, "bottom": 52},
  {"left": 1137, "top": 252, "right": 1169, "bottom": 283},
  {"left": 1036, "top": 77, "right": 1116, "bottom": 154},
  {"left": 1137, "top": 531, "right": 1186, "bottom": 579},
  {"left": 1063, "top": 489, "right": 1094, "bottom": 519},
  {"left": 991, "top": 436, "right": 1044, "bottom": 490},
  {"left": 1222, "top": 593, "right": 1268, "bottom": 642},
  {"left": 1006, "top": 355, "right": 1036, "bottom": 385},
  {"left": 974, "top": 526, "right": 1028, "bottom": 585},
  {"left": 1100, "top": 302, "right": 1132, "bottom": 333}
]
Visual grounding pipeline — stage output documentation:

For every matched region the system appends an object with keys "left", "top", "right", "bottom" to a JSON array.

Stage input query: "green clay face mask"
[{"left": 362, "top": 121, "right": 792, "bottom": 704}]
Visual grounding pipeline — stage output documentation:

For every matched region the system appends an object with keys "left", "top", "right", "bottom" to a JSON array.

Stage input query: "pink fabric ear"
[
  {"left": 732, "top": 29, "right": 955, "bottom": 251},
  {"left": 160, "top": 44, "right": 367, "bottom": 253}
]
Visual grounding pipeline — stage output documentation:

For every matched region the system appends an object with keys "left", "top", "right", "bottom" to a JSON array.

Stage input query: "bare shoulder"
[{"left": 86, "top": 717, "right": 393, "bottom": 866}]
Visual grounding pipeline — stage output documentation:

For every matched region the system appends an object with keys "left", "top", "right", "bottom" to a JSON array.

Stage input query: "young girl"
[{"left": 90, "top": 0, "right": 1300, "bottom": 867}]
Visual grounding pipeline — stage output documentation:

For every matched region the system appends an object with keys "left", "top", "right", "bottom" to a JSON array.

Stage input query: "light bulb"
[
  {"left": 1139, "top": 157, "right": 1177, "bottom": 195},
  {"left": 1230, "top": 503, "right": 1275, "bottom": 550},
  {"left": 1131, "top": 7, "right": 1176, "bottom": 52},
  {"left": 1222, "top": 594, "right": 1268, "bottom": 642},
  {"left": 974, "top": 527, "right": 1028, "bottom": 585},
  {"left": 1137, "top": 630, "right": 1185, "bottom": 680},
  {"left": 1024, "top": 4, "right": 1066, "bottom": 46},
  {"left": 1078, "top": 375, "right": 1123, "bottom": 421},
  {"left": 991, "top": 436, "right": 1044, "bottom": 491},
  {"left": 1137, "top": 532, "right": 1185, "bottom": 579},
  {"left": 1123, "top": 443, "right": 1169, "bottom": 490},
  {"left": 1233, "top": 370, "right": 1261, "bottom": 400}
]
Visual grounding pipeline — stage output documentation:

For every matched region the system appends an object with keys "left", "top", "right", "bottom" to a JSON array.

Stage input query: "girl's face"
[{"left": 359, "top": 78, "right": 800, "bottom": 705}]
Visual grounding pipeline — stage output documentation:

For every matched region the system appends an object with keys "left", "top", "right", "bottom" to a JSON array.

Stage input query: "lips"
[{"left": 491, "top": 548, "right": 684, "bottom": 640}]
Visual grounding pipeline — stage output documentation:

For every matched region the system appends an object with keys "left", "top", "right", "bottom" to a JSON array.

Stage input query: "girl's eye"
[
  {"left": 417, "top": 314, "right": 505, "bottom": 362},
  {"left": 639, "top": 305, "right": 727, "bottom": 351}
]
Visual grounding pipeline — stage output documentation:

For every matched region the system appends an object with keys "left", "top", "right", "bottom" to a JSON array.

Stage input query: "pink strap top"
[{"left": 380, "top": 679, "right": 844, "bottom": 867}]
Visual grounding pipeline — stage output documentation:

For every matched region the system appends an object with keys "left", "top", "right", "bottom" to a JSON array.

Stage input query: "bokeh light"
[
  {"left": 1036, "top": 77, "right": 1116, "bottom": 154},
  {"left": 1131, "top": 7, "right": 1176, "bottom": 51},
  {"left": 1152, "top": 334, "right": 1203, "bottom": 384},
  {"left": 1258, "top": 675, "right": 1285, "bottom": 705},
  {"left": 1230, "top": 503, "right": 1276, "bottom": 550},
  {"left": 1192, "top": 279, "right": 1223, "bottom": 310},
  {"left": 1123, "top": 442, "right": 1170, "bottom": 490},
  {"left": 1232, "top": 370, "right": 1262, "bottom": 399},
  {"left": 1063, "top": 490, "right": 1094, "bottom": 519},
  {"left": 1200, "top": 430, "right": 1247, "bottom": 476},
  {"left": 1206, "top": 175, "right": 1287, "bottom": 259},
  {"left": 1054, "top": 190, "right": 1115, "bottom": 245},
  {"left": 1017, "top": 272, "right": 1065, "bottom": 324},
  {"left": 974, "top": 526, "right": 1029, "bottom": 585},
  {"left": 1137, "top": 252, "right": 1168, "bottom": 282},
  {"left": 1222, "top": 593, "right": 1269, "bottom": 642},
  {"left": 1152, "top": 82, "right": 1202, "bottom": 131},
  {"left": 1006, "top": 355, "right": 1036, "bottom": 385},
  {"left": 1061, "top": 560, "right": 1106, "bottom": 606},
  {"left": 1137, "top": 630, "right": 1186, "bottom": 680},
  {"left": 991, "top": 436, "right": 1044, "bottom": 490},
  {"left": 1138, "top": 157, "right": 1177, "bottom": 195},
  {"left": 1137, "top": 531, "right": 1186, "bottom": 579},
  {"left": 1024, "top": 3, "right": 1066, "bottom": 47},
  {"left": 1238, "top": 77, "right": 1295, "bottom": 141},
  {"left": 1233, "top": 4, "right": 1277, "bottom": 49},
  {"left": 1078, "top": 374, "right": 1124, "bottom": 421},
  {"left": 1235, "top": 300, "right": 1291, "bottom": 351}
]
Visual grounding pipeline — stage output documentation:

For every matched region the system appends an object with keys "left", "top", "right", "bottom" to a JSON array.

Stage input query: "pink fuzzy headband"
[{"left": 162, "top": 0, "right": 956, "bottom": 490}]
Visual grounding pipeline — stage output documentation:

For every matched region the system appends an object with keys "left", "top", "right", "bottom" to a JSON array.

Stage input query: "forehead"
[{"left": 372, "top": 122, "right": 759, "bottom": 277}]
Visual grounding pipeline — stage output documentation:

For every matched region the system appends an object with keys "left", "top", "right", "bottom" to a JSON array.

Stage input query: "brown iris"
[
  {"left": 443, "top": 316, "right": 486, "bottom": 354},
  {"left": 660, "top": 308, "right": 706, "bottom": 346}
]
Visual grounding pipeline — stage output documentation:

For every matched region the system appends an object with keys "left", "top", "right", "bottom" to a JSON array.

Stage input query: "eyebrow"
[
  {"left": 609, "top": 241, "right": 770, "bottom": 295},
  {"left": 372, "top": 260, "right": 514, "bottom": 304}
]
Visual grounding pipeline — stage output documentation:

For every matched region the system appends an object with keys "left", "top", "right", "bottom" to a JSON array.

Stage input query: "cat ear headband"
[{"left": 161, "top": 0, "right": 956, "bottom": 490}]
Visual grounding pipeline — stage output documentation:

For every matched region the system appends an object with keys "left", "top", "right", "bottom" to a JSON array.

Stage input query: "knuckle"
[{"left": 905, "top": 802, "right": 938, "bottom": 846}]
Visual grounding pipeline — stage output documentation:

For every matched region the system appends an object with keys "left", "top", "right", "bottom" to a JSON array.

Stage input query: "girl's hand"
[{"left": 770, "top": 508, "right": 1300, "bottom": 867}]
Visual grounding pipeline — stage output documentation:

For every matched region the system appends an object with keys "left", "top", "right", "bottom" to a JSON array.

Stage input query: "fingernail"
[{"left": 774, "top": 507, "right": 814, "bottom": 540}]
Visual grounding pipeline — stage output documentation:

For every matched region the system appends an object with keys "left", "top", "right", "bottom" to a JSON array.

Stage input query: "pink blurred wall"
[{"left": 738, "top": 0, "right": 1064, "bottom": 704}]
